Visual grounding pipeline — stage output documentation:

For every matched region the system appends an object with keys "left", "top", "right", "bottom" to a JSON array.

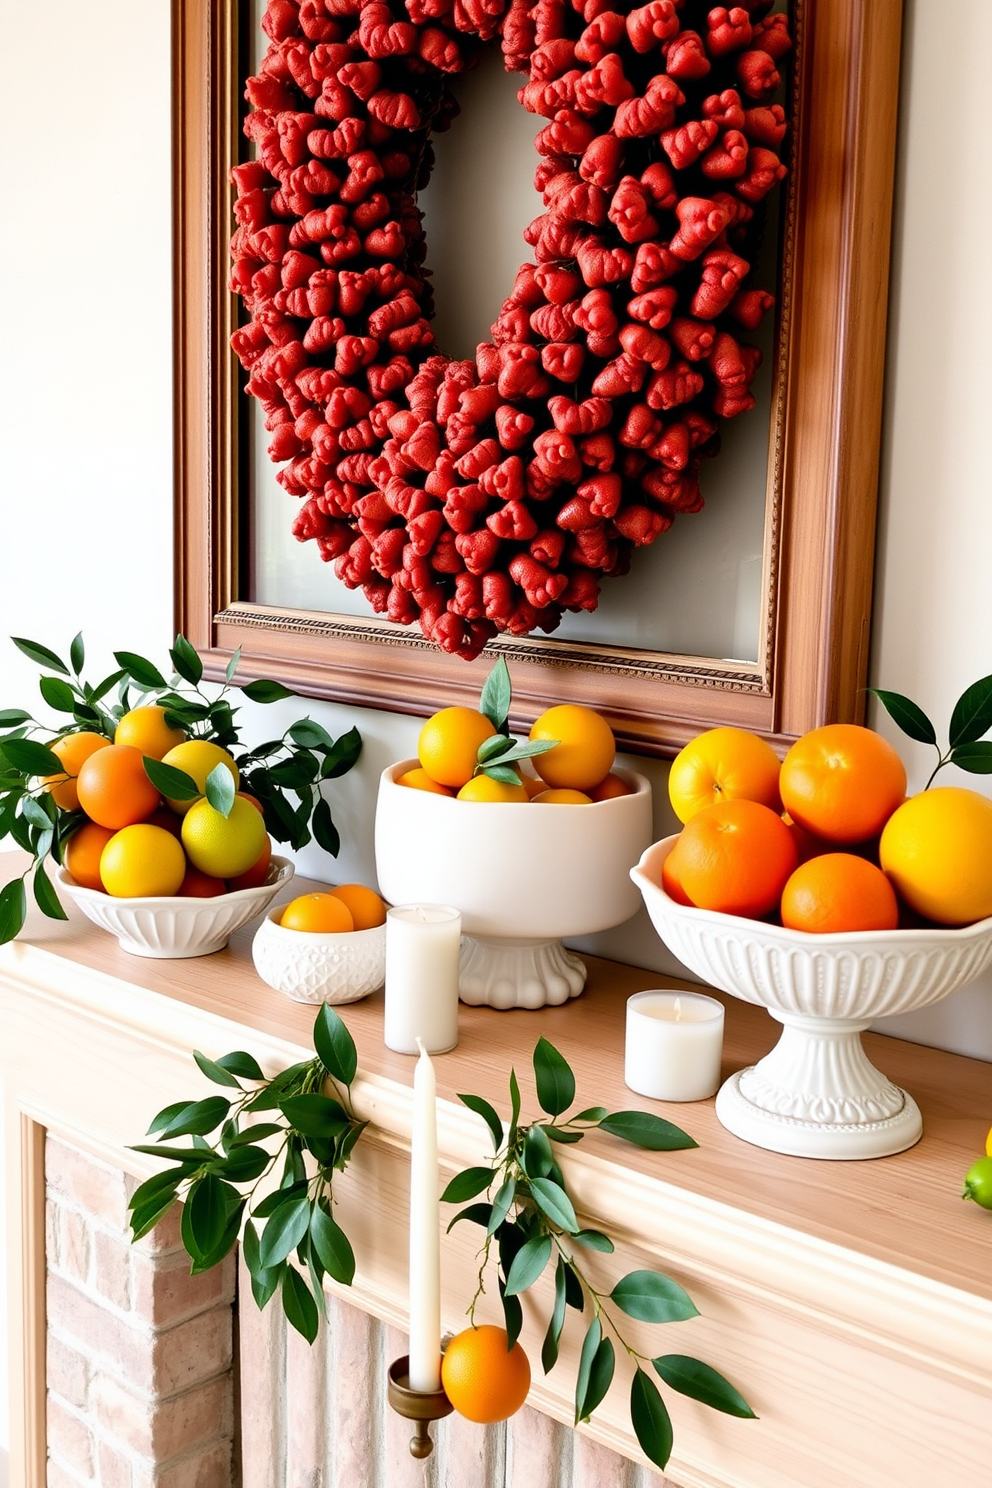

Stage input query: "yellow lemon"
[
  {"left": 879, "top": 787, "right": 992, "bottom": 926},
  {"left": 99, "top": 824, "right": 187, "bottom": 898},
  {"left": 181, "top": 796, "right": 266, "bottom": 879},
  {"left": 161, "top": 740, "right": 240, "bottom": 815}
]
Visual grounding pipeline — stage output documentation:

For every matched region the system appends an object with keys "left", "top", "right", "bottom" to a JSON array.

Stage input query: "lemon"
[
  {"left": 114, "top": 705, "right": 186, "bottom": 760},
  {"left": 161, "top": 740, "right": 240, "bottom": 815},
  {"left": 181, "top": 796, "right": 266, "bottom": 878},
  {"left": 99, "top": 824, "right": 187, "bottom": 898},
  {"left": 456, "top": 774, "right": 528, "bottom": 802}
]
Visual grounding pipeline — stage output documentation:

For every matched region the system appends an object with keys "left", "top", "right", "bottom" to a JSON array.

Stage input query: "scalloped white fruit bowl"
[
  {"left": 55, "top": 857, "right": 294, "bottom": 959},
  {"left": 631, "top": 836, "right": 992, "bottom": 1160},
  {"left": 375, "top": 761, "right": 653, "bottom": 1009}
]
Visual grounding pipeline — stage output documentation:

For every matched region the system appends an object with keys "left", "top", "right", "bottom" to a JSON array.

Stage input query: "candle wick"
[{"left": 415, "top": 1036, "right": 426, "bottom": 1057}]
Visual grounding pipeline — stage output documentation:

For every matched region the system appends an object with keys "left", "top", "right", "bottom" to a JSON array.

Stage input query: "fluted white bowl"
[
  {"left": 251, "top": 905, "right": 386, "bottom": 1004},
  {"left": 55, "top": 857, "right": 294, "bottom": 959}
]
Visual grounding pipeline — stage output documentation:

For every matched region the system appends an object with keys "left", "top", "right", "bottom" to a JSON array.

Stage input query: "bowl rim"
[
  {"left": 633, "top": 835, "right": 992, "bottom": 948},
  {"left": 257, "top": 902, "right": 387, "bottom": 942},
  {"left": 380, "top": 758, "right": 652, "bottom": 802},
  {"left": 54, "top": 854, "right": 294, "bottom": 909}
]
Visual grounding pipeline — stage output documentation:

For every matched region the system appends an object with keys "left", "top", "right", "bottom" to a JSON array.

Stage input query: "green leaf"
[
  {"left": 241, "top": 678, "right": 296, "bottom": 703},
  {"left": 542, "top": 1257, "right": 568, "bottom": 1374},
  {"left": 446, "top": 1202, "right": 493, "bottom": 1234},
  {"left": 12, "top": 637, "right": 68, "bottom": 674},
  {"left": 114, "top": 651, "right": 167, "bottom": 690},
  {"left": 499, "top": 1277, "right": 524, "bottom": 1349},
  {"left": 319, "top": 727, "right": 362, "bottom": 779},
  {"left": 170, "top": 634, "right": 203, "bottom": 685},
  {"left": 230, "top": 1122, "right": 281, "bottom": 1146},
  {"left": 215, "top": 1145, "right": 271, "bottom": 1183},
  {"left": 533, "top": 1038, "right": 575, "bottom": 1118},
  {"left": 186, "top": 1173, "right": 230, "bottom": 1256},
  {"left": 574, "top": 1317, "right": 602, "bottom": 1424},
  {"left": 487, "top": 1175, "right": 517, "bottom": 1237},
  {"left": 0, "top": 710, "right": 31, "bottom": 728},
  {"left": 480, "top": 763, "right": 525, "bottom": 786},
  {"left": 87, "top": 668, "right": 127, "bottom": 704},
  {"left": 128, "top": 1168, "right": 188, "bottom": 1215},
  {"left": 269, "top": 755, "right": 320, "bottom": 790},
  {"left": 572, "top": 1229, "right": 614, "bottom": 1252},
  {"left": 310, "top": 1200, "right": 356, "bottom": 1285},
  {"left": 279, "top": 1094, "right": 350, "bottom": 1139},
  {"left": 563, "top": 1262, "right": 584, "bottom": 1311},
  {"left": 129, "top": 1142, "right": 212, "bottom": 1164},
  {"left": 252, "top": 1180, "right": 310, "bottom": 1219},
  {"left": 573, "top": 1106, "right": 608, "bottom": 1123},
  {"left": 22, "top": 795, "right": 54, "bottom": 831},
  {"left": 217, "top": 1050, "right": 265, "bottom": 1082},
  {"left": 313, "top": 1004, "right": 357, "bottom": 1086},
  {"left": 458, "top": 1093, "right": 504, "bottom": 1153},
  {"left": 205, "top": 763, "right": 236, "bottom": 816},
  {"left": 259, "top": 1196, "right": 312, "bottom": 1269},
  {"left": 543, "top": 1126, "right": 583, "bottom": 1144},
  {"left": 190, "top": 1198, "right": 245, "bottom": 1273},
  {"left": 477, "top": 734, "right": 515, "bottom": 765},
  {"left": 310, "top": 798, "right": 340, "bottom": 857},
  {"left": 130, "top": 1191, "right": 182, "bottom": 1243},
  {"left": 33, "top": 861, "right": 68, "bottom": 922},
  {"left": 949, "top": 741, "right": 992, "bottom": 774},
  {"left": 69, "top": 632, "right": 85, "bottom": 675},
  {"left": 479, "top": 656, "right": 512, "bottom": 732},
  {"left": 149, "top": 1096, "right": 231, "bottom": 1139},
  {"left": 39, "top": 676, "right": 77, "bottom": 713},
  {"left": 867, "top": 689, "right": 937, "bottom": 746},
  {"left": 193, "top": 1051, "right": 243, "bottom": 1088},
  {"left": 1, "top": 737, "right": 62, "bottom": 775},
  {"left": 504, "top": 1233, "right": 553, "bottom": 1297},
  {"left": 528, "top": 1176, "right": 579, "bottom": 1234},
  {"left": 282, "top": 1265, "right": 320, "bottom": 1343},
  {"left": 285, "top": 719, "right": 330, "bottom": 750},
  {"left": 610, "top": 1270, "right": 699, "bottom": 1324},
  {"left": 948, "top": 673, "right": 992, "bottom": 748},
  {"left": 631, "top": 1367, "right": 673, "bottom": 1471},
  {"left": 598, "top": 1111, "right": 698, "bottom": 1151},
  {"left": 440, "top": 1167, "right": 493, "bottom": 1204},
  {"left": 143, "top": 758, "right": 200, "bottom": 800},
  {"left": 242, "top": 1220, "right": 282, "bottom": 1309},
  {"left": 522, "top": 1124, "right": 554, "bottom": 1179},
  {"left": 225, "top": 646, "right": 243, "bottom": 683},
  {"left": 652, "top": 1354, "right": 757, "bottom": 1418},
  {"left": 489, "top": 739, "right": 558, "bottom": 766},
  {"left": 508, "top": 1068, "right": 520, "bottom": 1143},
  {"left": 580, "top": 1337, "right": 615, "bottom": 1424}
]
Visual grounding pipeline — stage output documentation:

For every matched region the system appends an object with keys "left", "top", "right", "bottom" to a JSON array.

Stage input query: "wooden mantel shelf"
[{"left": 2, "top": 858, "right": 991, "bottom": 1488}]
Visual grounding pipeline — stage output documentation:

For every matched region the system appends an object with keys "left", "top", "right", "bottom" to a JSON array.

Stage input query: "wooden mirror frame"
[{"left": 174, "top": 0, "right": 904, "bottom": 757}]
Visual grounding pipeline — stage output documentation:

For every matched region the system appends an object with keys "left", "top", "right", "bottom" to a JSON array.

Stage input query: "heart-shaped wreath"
[{"left": 230, "top": 0, "right": 791, "bottom": 660}]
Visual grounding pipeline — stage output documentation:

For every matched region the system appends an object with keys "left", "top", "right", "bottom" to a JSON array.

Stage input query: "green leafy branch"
[
  {"left": 128, "top": 1005, "right": 366, "bottom": 1345},
  {"left": 473, "top": 656, "right": 556, "bottom": 786},
  {"left": 442, "top": 1037, "right": 755, "bottom": 1473},
  {"left": 871, "top": 672, "right": 992, "bottom": 789}
]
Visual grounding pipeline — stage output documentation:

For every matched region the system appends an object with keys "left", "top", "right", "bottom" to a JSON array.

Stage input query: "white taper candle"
[{"left": 408, "top": 1038, "right": 442, "bottom": 1392}]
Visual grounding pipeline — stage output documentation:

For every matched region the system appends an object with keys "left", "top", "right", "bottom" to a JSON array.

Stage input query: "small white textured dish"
[
  {"left": 251, "top": 905, "right": 386, "bottom": 1004},
  {"left": 55, "top": 857, "right": 294, "bottom": 959}
]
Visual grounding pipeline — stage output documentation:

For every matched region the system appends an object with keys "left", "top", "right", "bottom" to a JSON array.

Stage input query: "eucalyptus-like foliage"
[{"left": 442, "top": 1037, "right": 755, "bottom": 1471}]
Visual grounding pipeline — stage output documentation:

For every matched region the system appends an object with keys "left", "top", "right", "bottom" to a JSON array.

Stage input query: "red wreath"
[{"left": 230, "top": 0, "right": 791, "bottom": 660}]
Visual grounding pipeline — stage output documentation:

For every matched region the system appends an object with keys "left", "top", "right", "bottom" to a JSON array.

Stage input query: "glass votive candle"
[
  {"left": 624, "top": 989, "right": 725, "bottom": 1102},
  {"left": 384, "top": 904, "right": 461, "bottom": 1055}
]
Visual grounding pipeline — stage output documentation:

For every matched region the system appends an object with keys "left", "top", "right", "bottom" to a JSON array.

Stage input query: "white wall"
[{"left": 1, "top": 0, "right": 991, "bottom": 1461}]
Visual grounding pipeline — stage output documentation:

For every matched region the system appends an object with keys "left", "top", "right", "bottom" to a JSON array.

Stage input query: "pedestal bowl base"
[{"left": 458, "top": 936, "right": 587, "bottom": 1010}]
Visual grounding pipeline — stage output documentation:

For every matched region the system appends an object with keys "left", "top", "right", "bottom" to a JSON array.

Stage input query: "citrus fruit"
[
  {"left": 417, "top": 708, "right": 495, "bottom": 789},
  {"left": 532, "top": 788, "right": 592, "bottom": 803},
  {"left": 237, "top": 791, "right": 264, "bottom": 813},
  {"left": 396, "top": 767, "right": 455, "bottom": 796},
  {"left": 879, "top": 787, "right": 992, "bottom": 926},
  {"left": 160, "top": 740, "right": 240, "bottom": 814},
  {"left": 279, "top": 892, "right": 354, "bottom": 933},
  {"left": 41, "top": 732, "right": 112, "bottom": 811},
  {"left": 779, "top": 724, "right": 907, "bottom": 845},
  {"left": 63, "top": 821, "right": 116, "bottom": 891},
  {"left": 962, "top": 1156, "right": 992, "bottom": 1210},
  {"left": 519, "top": 771, "right": 547, "bottom": 799},
  {"left": 780, "top": 853, "right": 899, "bottom": 934},
  {"left": 529, "top": 704, "right": 615, "bottom": 791},
  {"left": 456, "top": 774, "right": 528, "bottom": 802},
  {"left": 675, "top": 799, "right": 799, "bottom": 918},
  {"left": 660, "top": 844, "right": 694, "bottom": 906},
  {"left": 181, "top": 796, "right": 267, "bottom": 879},
  {"left": 589, "top": 772, "right": 631, "bottom": 801},
  {"left": 227, "top": 835, "right": 273, "bottom": 891},
  {"left": 76, "top": 744, "right": 161, "bottom": 830},
  {"left": 114, "top": 705, "right": 186, "bottom": 760},
  {"left": 99, "top": 824, "right": 187, "bottom": 898},
  {"left": 668, "top": 726, "right": 781, "bottom": 825},
  {"left": 986, "top": 1125, "right": 992, "bottom": 1159},
  {"left": 329, "top": 883, "right": 387, "bottom": 928},
  {"left": 440, "top": 1325, "right": 531, "bottom": 1424},
  {"left": 178, "top": 866, "right": 228, "bottom": 898},
  {"left": 144, "top": 807, "right": 184, "bottom": 838}
]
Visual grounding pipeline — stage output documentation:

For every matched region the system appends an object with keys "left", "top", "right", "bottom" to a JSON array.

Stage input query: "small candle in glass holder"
[
  {"left": 384, "top": 904, "right": 461, "bottom": 1055},
  {"left": 624, "top": 990, "right": 725, "bottom": 1102}
]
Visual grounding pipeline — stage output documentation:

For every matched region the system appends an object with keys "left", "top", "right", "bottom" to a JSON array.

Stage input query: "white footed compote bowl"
[
  {"left": 632, "top": 837, "right": 992, "bottom": 1160},
  {"left": 375, "top": 761, "right": 652, "bottom": 1009}
]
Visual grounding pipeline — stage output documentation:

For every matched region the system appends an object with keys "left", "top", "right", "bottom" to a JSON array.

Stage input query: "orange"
[
  {"left": 114, "top": 705, "right": 185, "bottom": 760},
  {"left": 181, "top": 796, "right": 266, "bottom": 879},
  {"left": 531, "top": 788, "right": 592, "bottom": 803},
  {"left": 63, "top": 821, "right": 116, "bottom": 890},
  {"left": 519, "top": 770, "right": 547, "bottom": 799},
  {"left": 779, "top": 724, "right": 906, "bottom": 845},
  {"left": 668, "top": 726, "right": 781, "bottom": 825},
  {"left": 396, "top": 767, "right": 455, "bottom": 797},
  {"left": 589, "top": 772, "right": 631, "bottom": 801},
  {"left": 780, "top": 853, "right": 899, "bottom": 934},
  {"left": 227, "top": 835, "right": 273, "bottom": 891},
  {"left": 329, "top": 883, "right": 387, "bottom": 928},
  {"left": 456, "top": 774, "right": 528, "bottom": 802},
  {"left": 178, "top": 866, "right": 228, "bottom": 898},
  {"left": 675, "top": 799, "right": 798, "bottom": 918},
  {"left": 237, "top": 791, "right": 265, "bottom": 813},
  {"left": 417, "top": 708, "right": 495, "bottom": 789},
  {"left": 99, "top": 824, "right": 187, "bottom": 898},
  {"left": 441, "top": 1326, "right": 531, "bottom": 1424},
  {"left": 41, "top": 732, "right": 112, "bottom": 811},
  {"left": 280, "top": 892, "right": 354, "bottom": 933},
  {"left": 144, "top": 807, "right": 184, "bottom": 839},
  {"left": 660, "top": 843, "right": 694, "bottom": 906},
  {"left": 529, "top": 704, "right": 615, "bottom": 791},
  {"left": 879, "top": 787, "right": 992, "bottom": 926},
  {"left": 160, "top": 740, "right": 240, "bottom": 815},
  {"left": 76, "top": 744, "right": 161, "bottom": 830}
]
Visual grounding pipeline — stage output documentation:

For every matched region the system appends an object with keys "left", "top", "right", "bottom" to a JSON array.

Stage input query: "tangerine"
[
  {"left": 440, "top": 1326, "right": 531, "bottom": 1424},
  {"left": 396, "top": 767, "right": 455, "bottom": 797},
  {"left": 114, "top": 705, "right": 185, "bottom": 761},
  {"left": 41, "top": 732, "right": 112, "bottom": 812},
  {"left": 780, "top": 853, "right": 899, "bottom": 934},
  {"left": 160, "top": 740, "right": 240, "bottom": 815},
  {"left": 417, "top": 708, "right": 495, "bottom": 789},
  {"left": 668, "top": 726, "right": 781, "bottom": 825},
  {"left": 879, "top": 787, "right": 992, "bottom": 926},
  {"left": 456, "top": 774, "right": 528, "bottom": 802},
  {"left": 529, "top": 704, "right": 615, "bottom": 791},
  {"left": 779, "top": 724, "right": 906, "bottom": 845},
  {"left": 675, "top": 799, "right": 798, "bottom": 918},
  {"left": 328, "top": 883, "right": 387, "bottom": 928},
  {"left": 63, "top": 821, "right": 116, "bottom": 891},
  {"left": 76, "top": 744, "right": 161, "bottom": 830},
  {"left": 280, "top": 893, "right": 354, "bottom": 933},
  {"left": 227, "top": 835, "right": 273, "bottom": 891},
  {"left": 519, "top": 770, "right": 548, "bottom": 799},
  {"left": 660, "top": 843, "right": 694, "bottom": 906},
  {"left": 178, "top": 866, "right": 228, "bottom": 898},
  {"left": 589, "top": 772, "right": 631, "bottom": 801},
  {"left": 531, "top": 788, "right": 592, "bottom": 803},
  {"left": 99, "top": 824, "right": 187, "bottom": 898},
  {"left": 181, "top": 796, "right": 266, "bottom": 879}
]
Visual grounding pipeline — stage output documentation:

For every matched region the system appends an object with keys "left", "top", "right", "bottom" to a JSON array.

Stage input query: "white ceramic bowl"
[
  {"left": 631, "top": 837, "right": 992, "bottom": 1159},
  {"left": 251, "top": 905, "right": 386, "bottom": 1004},
  {"left": 55, "top": 857, "right": 294, "bottom": 959}
]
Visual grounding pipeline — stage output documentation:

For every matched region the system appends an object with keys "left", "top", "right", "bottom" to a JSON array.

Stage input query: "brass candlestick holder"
[{"left": 387, "top": 1355, "right": 454, "bottom": 1459}]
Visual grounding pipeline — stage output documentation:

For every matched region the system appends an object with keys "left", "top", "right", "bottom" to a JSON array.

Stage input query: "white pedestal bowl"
[
  {"left": 631, "top": 837, "right": 992, "bottom": 1160},
  {"left": 375, "top": 761, "right": 653, "bottom": 1009}
]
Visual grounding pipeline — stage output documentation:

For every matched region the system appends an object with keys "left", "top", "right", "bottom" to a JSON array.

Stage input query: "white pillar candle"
[
  {"left": 624, "top": 990, "right": 725, "bottom": 1102},
  {"left": 384, "top": 904, "right": 461, "bottom": 1055},
  {"left": 408, "top": 1039, "right": 442, "bottom": 1392}
]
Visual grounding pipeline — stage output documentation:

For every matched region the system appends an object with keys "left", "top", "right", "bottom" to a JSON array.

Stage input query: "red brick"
[
  {"left": 574, "top": 1429, "right": 634, "bottom": 1488},
  {"left": 46, "top": 1138, "right": 129, "bottom": 1231},
  {"left": 97, "top": 1438, "right": 134, "bottom": 1488},
  {"left": 93, "top": 1229, "right": 131, "bottom": 1312},
  {"left": 132, "top": 1440, "right": 234, "bottom": 1488},
  {"left": 237, "top": 1250, "right": 286, "bottom": 1488},
  {"left": 47, "top": 1334, "right": 91, "bottom": 1410},
  {"left": 47, "top": 1395, "right": 95, "bottom": 1477},
  {"left": 91, "top": 1371, "right": 232, "bottom": 1462},
  {"left": 129, "top": 1247, "right": 235, "bottom": 1328},
  {"left": 507, "top": 1403, "right": 570, "bottom": 1488},
  {"left": 153, "top": 1306, "right": 232, "bottom": 1397},
  {"left": 55, "top": 1206, "right": 93, "bottom": 1287}
]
